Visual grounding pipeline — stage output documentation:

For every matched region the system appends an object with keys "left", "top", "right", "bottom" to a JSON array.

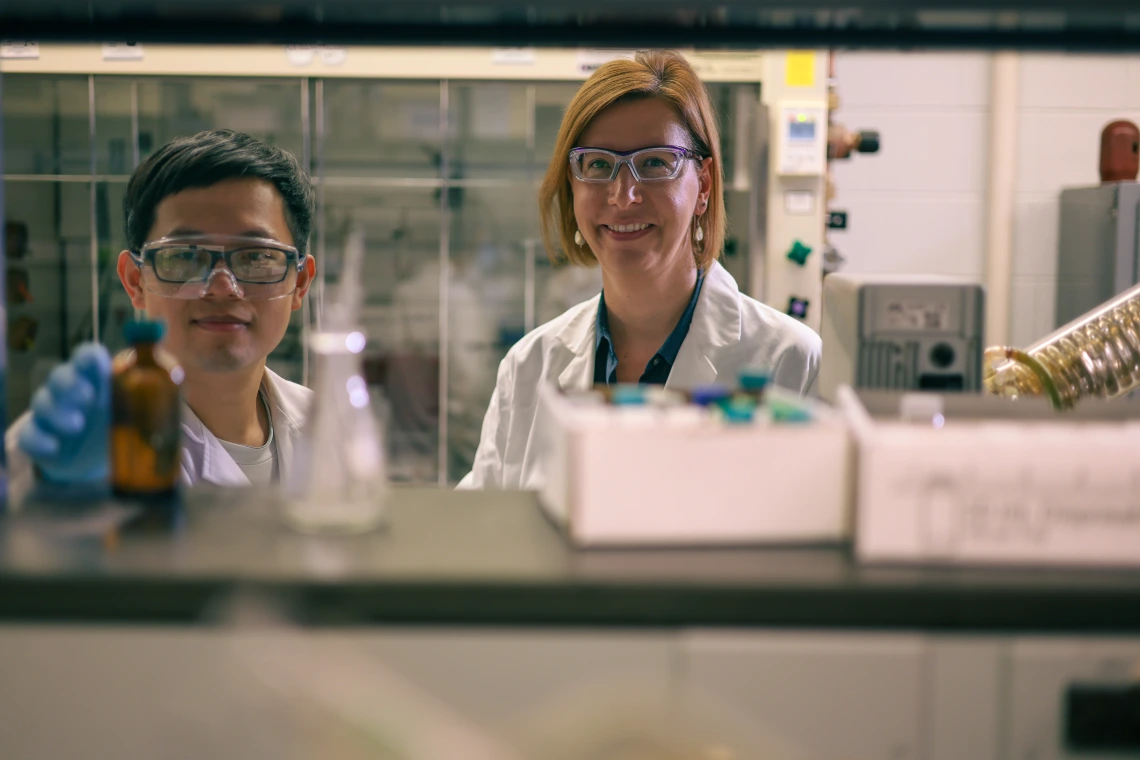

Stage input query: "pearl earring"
[
  {"left": 574, "top": 230, "right": 584, "bottom": 246},
  {"left": 695, "top": 225, "right": 704, "bottom": 243}
]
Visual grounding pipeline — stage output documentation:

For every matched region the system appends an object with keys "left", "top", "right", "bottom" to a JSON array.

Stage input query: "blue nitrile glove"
[{"left": 17, "top": 343, "right": 113, "bottom": 486}]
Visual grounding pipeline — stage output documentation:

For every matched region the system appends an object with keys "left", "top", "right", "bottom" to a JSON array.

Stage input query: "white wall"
[
  {"left": 829, "top": 52, "right": 991, "bottom": 280},
  {"left": 830, "top": 51, "right": 1140, "bottom": 348}
]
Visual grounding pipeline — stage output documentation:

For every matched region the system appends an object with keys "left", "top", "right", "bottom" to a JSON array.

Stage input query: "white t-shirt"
[{"left": 188, "top": 390, "right": 279, "bottom": 487}]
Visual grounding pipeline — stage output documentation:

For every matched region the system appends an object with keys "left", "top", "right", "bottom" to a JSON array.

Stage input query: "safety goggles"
[
  {"left": 568, "top": 145, "right": 704, "bottom": 183},
  {"left": 131, "top": 234, "right": 307, "bottom": 301}
]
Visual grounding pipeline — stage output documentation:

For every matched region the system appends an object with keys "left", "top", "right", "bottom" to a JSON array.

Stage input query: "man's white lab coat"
[
  {"left": 457, "top": 261, "right": 821, "bottom": 490},
  {"left": 4, "top": 367, "right": 312, "bottom": 505}
]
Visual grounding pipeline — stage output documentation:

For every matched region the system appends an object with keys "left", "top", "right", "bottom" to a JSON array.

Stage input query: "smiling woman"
[
  {"left": 542, "top": 55, "right": 724, "bottom": 274},
  {"left": 458, "top": 49, "right": 822, "bottom": 491}
]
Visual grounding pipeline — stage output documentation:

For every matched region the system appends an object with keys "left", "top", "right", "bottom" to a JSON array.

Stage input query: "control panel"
[{"left": 775, "top": 102, "right": 828, "bottom": 176}]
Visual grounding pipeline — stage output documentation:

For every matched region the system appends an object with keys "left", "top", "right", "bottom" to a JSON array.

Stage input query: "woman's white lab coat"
[
  {"left": 457, "top": 261, "right": 821, "bottom": 490},
  {"left": 4, "top": 367, "right": 312, "bottom": 505}
]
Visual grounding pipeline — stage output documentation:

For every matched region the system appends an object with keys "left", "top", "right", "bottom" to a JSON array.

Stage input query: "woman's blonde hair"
[{"left": 538, "top": 49, "right": 725, "bottom": 271}]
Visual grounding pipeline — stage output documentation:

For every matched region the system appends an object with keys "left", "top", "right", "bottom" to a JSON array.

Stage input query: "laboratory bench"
[
  {"left": 2, "top": 486, "right": 1140, "bottom": 631},
  {"left": 2, "top": 489, "right": 1140, "bottom": 760}
]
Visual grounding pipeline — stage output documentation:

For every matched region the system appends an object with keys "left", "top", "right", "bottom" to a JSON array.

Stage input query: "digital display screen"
[{"left": 789, "top": 118, "right": 816, "bottom": 140}]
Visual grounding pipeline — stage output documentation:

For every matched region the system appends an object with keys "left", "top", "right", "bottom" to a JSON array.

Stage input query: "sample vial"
[
  {"left": 644, "top": 387, "right": 686, "bottom": 407},
  {"left": 691, "top": 384, "right": 731, "bottom": 408},
  {"left": 611, "top": 384, "right": 648, "bottom": 406},
  {"left": 767, "top": 397, "right": 813, "bottom": 424},
  {"left": 110, "top": 319, "right": 184, "bottom": 502},
  {"left": 738, "top": 367, "right": 772, "bottom": 403},
  {"left": 719, "top": 397, "right": 757, "bottom": 425}
]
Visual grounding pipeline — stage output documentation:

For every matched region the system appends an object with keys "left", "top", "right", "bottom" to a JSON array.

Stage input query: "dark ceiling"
[{"left": 0, "top": 0, "right": 1138, "bottom": 49}]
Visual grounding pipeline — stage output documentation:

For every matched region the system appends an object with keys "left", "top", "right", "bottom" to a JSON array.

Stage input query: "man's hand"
[{"left": 18, "top": 343, "right": 113, "bottom": 485}]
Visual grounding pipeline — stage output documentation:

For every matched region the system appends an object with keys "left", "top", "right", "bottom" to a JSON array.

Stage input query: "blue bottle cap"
[
  {"left": 611, "top": 384, "right": 647, "bottom": 406},
  {"left": 739, "top": 367, "right": 772, "bottom": 391},
  {"left": 123, "top": 319, "right": 165, "bottom": 345},
  {"left": 691, "top": 384, "right": 731, "bottom": 407}
]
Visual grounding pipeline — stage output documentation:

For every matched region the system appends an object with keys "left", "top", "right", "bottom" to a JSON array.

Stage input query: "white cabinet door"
[
  {"left": 348, "top": 628, "right": 676, "bottom": 729},
  {"left": 0, "top": 627, "right": 308, "bottom": 760},
  {"left": 925, "top": 637, "right": 1004, "bottom": 760},
  {"left": 679, "top": 630, "right": 925, "bottom": 760},
  {"left": 0, "top": 625, "right": 675, "bottom": 760}
]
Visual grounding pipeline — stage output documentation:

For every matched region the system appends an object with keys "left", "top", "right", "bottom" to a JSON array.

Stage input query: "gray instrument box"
[
  {"left": 1056, "top": 182, "right": 1140, "bottom": 327},
  {"left": 819, "top": 273, "right": 986, "bottom": 402}
]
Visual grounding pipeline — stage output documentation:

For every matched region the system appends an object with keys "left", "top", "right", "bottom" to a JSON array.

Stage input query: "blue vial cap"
[
  {"left": 739, "top": 368, "right": 772, "bottom": 391},
  {"left": 611, "top": 384, "right": 647, "bottom": 406},
  {"left": 691, "top": 384, "right": 731, "bottom": 407},
  {"left": 123, "top": 319, "right": 165, "bottom": 345}
]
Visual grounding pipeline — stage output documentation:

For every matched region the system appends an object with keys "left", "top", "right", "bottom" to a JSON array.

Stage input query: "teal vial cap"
[
  {"left": 738, "top": 367, "right": 772, "bottom": 391},
  {"left": 721, "top": 397, "right": 757, "bottom": 424},
  {"left": 611, "top": 384, "right": 648, "bottom": 406},
  {"left": 123, "top": 319, "right": 166, "bottom": 345}
]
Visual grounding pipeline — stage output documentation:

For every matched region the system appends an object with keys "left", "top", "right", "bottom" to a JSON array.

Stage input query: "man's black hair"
[{"left": 123, "top": 129, "right": 315, "bottom": 256}]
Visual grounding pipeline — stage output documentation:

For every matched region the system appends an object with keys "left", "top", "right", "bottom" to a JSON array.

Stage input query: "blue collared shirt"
[{"left": 594, "top": 270, "right": 705, "bottom": 386}]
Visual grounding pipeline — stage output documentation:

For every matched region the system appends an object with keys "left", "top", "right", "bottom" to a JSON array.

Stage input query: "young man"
[{"left": 4, "top": 129, "right": 317, "bottom": 503}]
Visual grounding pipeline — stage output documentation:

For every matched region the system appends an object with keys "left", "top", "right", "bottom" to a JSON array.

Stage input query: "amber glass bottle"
[{"left": 110, "top": 320, "right": 183, "bottom": 500}]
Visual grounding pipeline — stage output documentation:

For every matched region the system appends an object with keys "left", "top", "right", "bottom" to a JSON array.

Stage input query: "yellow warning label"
[{"left": 785, "top": 51, "right": 815, "bottom": 87}]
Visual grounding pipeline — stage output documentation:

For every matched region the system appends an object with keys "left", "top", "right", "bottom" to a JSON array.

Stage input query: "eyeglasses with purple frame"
[{"left": 568, "top": 145, "right": 705, "bottom": 183}]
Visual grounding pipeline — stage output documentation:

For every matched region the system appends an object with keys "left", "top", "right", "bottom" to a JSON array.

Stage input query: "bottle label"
[{"left": 111, "top": 372, "right": 182, "bottom": 493}]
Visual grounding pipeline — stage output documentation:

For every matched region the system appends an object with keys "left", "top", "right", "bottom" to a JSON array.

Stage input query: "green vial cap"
[{"left": 768, "top": 398, "right": 813, "bottom": 424}]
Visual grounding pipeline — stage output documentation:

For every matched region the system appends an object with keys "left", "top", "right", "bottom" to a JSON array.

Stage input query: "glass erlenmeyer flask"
[
  {"left": 984, "top": 279, "right": 1140, "bottom": 409},
  {"left": 284, "top": 224, "right": 388, "bottom": 534},
  {"left": 284, "top": 328, "right": 389, "bottom": 534}
]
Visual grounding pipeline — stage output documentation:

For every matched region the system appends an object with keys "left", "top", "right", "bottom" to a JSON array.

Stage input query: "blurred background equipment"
[
  {"left": 1099, "top": 119, "right": 1139, "bottom": 184},
  {"left": 827, "top": 123, "right": 880, "bottom": 162},
  {"left": 819, "top": 273, "right": 986, "bottom": 402},
  {"left": 1056, "top": 180, "right": 1140, "bottom": 327},
  {"left": 5, "top": 221, "right": 40, "bottom": 393},
  {"left": 984, "top": 277, "right": 1140, "bottom": 409},
  {"left": 1056, "top": 120, "right": 1140, "bottom": 328}
]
